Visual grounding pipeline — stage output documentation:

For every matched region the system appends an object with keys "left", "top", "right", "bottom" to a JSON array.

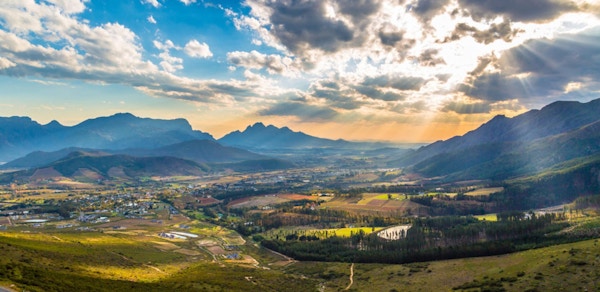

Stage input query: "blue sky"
[{"left": 0, "top": 0, "right": 599, "bottom": 142}]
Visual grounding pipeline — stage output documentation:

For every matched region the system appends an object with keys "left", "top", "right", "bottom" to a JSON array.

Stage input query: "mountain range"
[
  {"left": 218, "top": 122, "right": 353, "bottom": 150},
  {"left": 394, "top": 98, "right": 600, "bottom": 180},
  {"left": 0, "top": 113, "right": 213, "bottom": 162},
  {"left": 1, "top": 97, "right": 600, "bottom": 183},
  {"left": 0, "top": 151, "right": 208, "bottom": 184}
]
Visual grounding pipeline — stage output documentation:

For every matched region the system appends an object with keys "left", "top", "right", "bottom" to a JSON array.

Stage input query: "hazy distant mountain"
[
  {"left": 216, "top": 158, "right": 297, "bottom": 172},
  {"left": 396, "top": 98, "right": 600, "bottom": 180},
  {"left": 0, "top": 113, "right": 214, "bottom": 162},
  {"left": 2, "top": 139, "right": 269, "bottom": 170},
  {"left": 0, "top": 151, "right": 208, "bottom": 183},
  {"left": 0, "top": 147, "right": 106, "bottom": 170},
  {"left": 0, "top": 117, "right": 66, "bottom": 163},
  {"left": 123, "top": 139, "right": 267, "bottom": 163},
  {"left": 218, "top": 122, "right": 352, "bottom": 150}
]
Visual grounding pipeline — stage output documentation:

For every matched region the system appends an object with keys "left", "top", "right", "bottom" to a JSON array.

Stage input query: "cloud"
[
  {"left": 442, "top": 100, "right": 491, "bottom": 114},
  {"left": 227, "top": 50, "right": 296, "bottom": 75},
  {"left": 184, "top": 40, "right": 213, "bottom": 58},
  {"left": 267, "top": 1, "right": 354, "bottom": 53},
  {"left": 153, "top": 40, "right": 182, "bottom": 73},
  {"left": 378, "top": 29, "right": 405, "bottom": 47},
  {"left": 443, "top": 18, "right": 522, "bottom": 44},
  {"left": 0, "top": 57, "right": 16, "bottom": 70},
  {"left": 180, "top": 0, "right": 197, "bottom": 5},
  {"left": 142, "top": 0, "right": 161, "bottom": 8},
  {"left": 46, "top": 0, "right": 88, "bottom": 14},
  {"left": 458, "top": 0, "right": 578, "bottom": 22},
  {"left": 337, "top": 0, "right": 383, "bottom": 23},
  {"left": 258, "top": 102, "right": 340, "bottom": 121},
  {"left": 416, "top": 49, "right": 446, "bottom": 66},
  {"left": 362, "top": 75, "right": 427, "bottom": 91},
  {"left": 241, "top": 0, "right": 386, "bottom": 55},
  {"left": 0, "top": 1, "right": 270, "bottom": 105},
  {"left": 147, "top": 15, "right": 157, "bottom": 24},
  {"left": 461, "top": 27, "right": 600, "bottom": 104},
  {"left": 353, "top": 85, "right": 406, "bottom": 101},
  {"left": 411, "top": 0, "right": 452, "bottom": 22}
]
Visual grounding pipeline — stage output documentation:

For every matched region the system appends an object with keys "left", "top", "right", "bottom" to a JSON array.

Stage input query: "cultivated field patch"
[
  {"left": 466, "top": 187, "right": 504, "bottom": 196},
  {"left": 227, "top": 194, "right": 316, "bottom": 209}
]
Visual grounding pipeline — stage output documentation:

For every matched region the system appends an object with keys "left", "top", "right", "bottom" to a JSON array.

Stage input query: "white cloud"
[
  {"left": 46, "top": 0, "right": 88, "bottom": 14},
  {"left": 142, "top": 0, "right": 160, "bottom": 8},
  {"left": 180, "top": 0, "right": 197, "bottom": 5},
  {"left": 227, "top": 50, "right": 298, "bottom": 76},
  {"left": 147, "top": 15, "right": 157, "bottom": 24},
  {"left": 0, "top": 57, "right": 16, "bottom": 70},
  {"left": 0, "top": 1, "right": 262, "bottom": 104},
  {"left": 0, "top": 0, "right": 598, "bottom": 128},
  {"left": 184, "top": 40, "right": 213, "bottom": 58},
  {"left": 154, "top": 40, "right": 183, "bottom": 73}
]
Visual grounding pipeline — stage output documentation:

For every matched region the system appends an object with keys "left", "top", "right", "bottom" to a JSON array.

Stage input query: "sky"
[{"left": 0, "top": 0, "right": 599, "bottom": 143}]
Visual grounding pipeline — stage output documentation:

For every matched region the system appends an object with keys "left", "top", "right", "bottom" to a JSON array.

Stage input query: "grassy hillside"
[
  {"left": 0, "top": 230, "right": 317, "bottom": 292},
  {"left": 2, "top": 229, "right": 597, "bottom": 291}
]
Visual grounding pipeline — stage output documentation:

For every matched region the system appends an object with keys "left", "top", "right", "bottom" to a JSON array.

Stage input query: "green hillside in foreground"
[{"left": 0, "top": 229, "right": 599, "bottom": 291}]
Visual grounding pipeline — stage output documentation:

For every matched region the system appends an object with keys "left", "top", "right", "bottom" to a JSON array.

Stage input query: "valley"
[{"left": 1, "top": 98, "right": 600, "bottom": 291}]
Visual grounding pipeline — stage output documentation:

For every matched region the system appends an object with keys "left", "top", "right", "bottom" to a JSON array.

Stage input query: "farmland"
[
  {"left": 1, "top": 171, "right": 599, "bottom": 291},
  {"left": 2, "top": 217, "right": 599, "bottom": 292},
  {"left": 321, "top": 192, "right": 424, "bottom": 215}
]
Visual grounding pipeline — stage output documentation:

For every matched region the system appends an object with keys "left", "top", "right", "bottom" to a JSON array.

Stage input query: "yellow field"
[
  {"left": 465, "top": 187, "right": 504, "bottom": 196},
  {"left": 474, "top": 213, "right": 498, "bottom": 221},
  {"left": 290, "top": 227, "right": 384, "bottom": 239},
  {"left": 356, "top": 193, "right": 406, "bottom": 205}
]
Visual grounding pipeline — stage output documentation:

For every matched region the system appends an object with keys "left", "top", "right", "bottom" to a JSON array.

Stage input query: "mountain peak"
[
  {"left": 219, "top": 121, "right": 343, "bottom": 149},
  {"left": 45, "top": 120, "right": 63, "bottom": 128},
  {"left": 245, "top": 122, "right": 266, "bottom": 131}
]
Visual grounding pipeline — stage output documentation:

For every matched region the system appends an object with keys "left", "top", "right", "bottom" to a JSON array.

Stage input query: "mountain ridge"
[
  {"left": 218, "top": 122, "right": 352, "bottom": 150},
  {"left": 396, "top": 97, "right": 600, "bottom": 180},
  {"left": 0, "top": 113, "right": 214, "bottom": 162}
]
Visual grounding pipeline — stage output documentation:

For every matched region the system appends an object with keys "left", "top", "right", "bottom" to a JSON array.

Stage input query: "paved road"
[{"left": 0, "top": 286, "right": 16, "bottom": 292}]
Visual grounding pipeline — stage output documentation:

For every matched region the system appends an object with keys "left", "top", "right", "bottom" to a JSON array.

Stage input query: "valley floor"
[{"left": 0, "top": 225, "right": 598, "bottom": 291}]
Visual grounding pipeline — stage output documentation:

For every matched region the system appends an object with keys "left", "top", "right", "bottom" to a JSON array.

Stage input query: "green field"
[{"left": 288, "top": 238, "right": 600, "bottom": 291}]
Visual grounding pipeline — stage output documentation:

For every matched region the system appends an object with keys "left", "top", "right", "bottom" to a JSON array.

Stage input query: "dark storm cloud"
[
  {"left": 462, "top": 28, "right": 600, "bottom": 102},
  {"left": 458, "top": 0, "right": 578, "bottom": 22},
  {"left": 258, "top": 101, "right": 340, "bottom": 120},
  {"left": 442, "top": 19, "right": 522, "bottom": 44},
  {"left": 265, "top": 0, "right": 382, "bottom": 54}
]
